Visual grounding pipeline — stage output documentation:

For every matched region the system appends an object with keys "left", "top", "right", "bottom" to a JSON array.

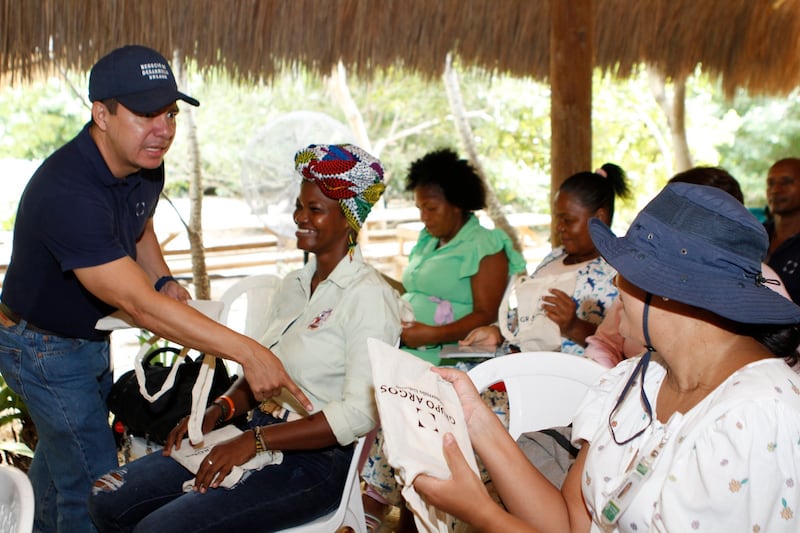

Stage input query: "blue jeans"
[
  {"left": 88, "top": 412, "right": 354, "bottom": 533},
  {"left": 0, "top": 320, "right": 117, "bottom": 533}
]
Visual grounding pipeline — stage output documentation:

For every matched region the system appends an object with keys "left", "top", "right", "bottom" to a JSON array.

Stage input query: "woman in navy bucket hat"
[
  {"left": 412, "top": 182, "right": 800, "bottom": 532},
  {"left": 590, "top": 182, "right": 800, "bottom": 325}
]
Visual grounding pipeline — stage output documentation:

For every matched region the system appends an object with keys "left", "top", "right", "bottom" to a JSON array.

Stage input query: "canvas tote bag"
[
  {"left": 368, "top": 338, "right": 477, "bottom": 533},
  {"left": 498, "top": 271, "right": 577, "bottom": 351}
]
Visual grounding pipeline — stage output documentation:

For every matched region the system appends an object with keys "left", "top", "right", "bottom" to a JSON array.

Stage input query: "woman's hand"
[
  {"left": 542, "top": 288, "right": 599, "bottom": 345},
  {"left": 541, "top": 288, "right": 578, "bottom": 334},
  {"left": 400, "top": 321, "right": 438, "bottom": 348},
  {"left": 429, "top": 367, "right": 492, "bottom": 428},
  {"left": 414, "top": 433, "right": 496, "bottom": 524},
  {"left": 163, "top": 406, "right": 221, "bottom": 454},
  {"left": 460, "top": 325, "right": 502, "bottom": 347},
  {"left": 193, "top": 432, "right": 256, "bottom": 493}
]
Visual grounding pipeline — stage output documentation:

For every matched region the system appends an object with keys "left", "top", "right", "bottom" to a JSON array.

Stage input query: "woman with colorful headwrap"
[{"left": 88, "top": 144, "right": 402, "bottom": 532}]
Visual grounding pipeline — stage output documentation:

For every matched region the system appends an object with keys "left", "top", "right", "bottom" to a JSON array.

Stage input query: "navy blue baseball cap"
[
  {"left": 89, "top": 45, "right": 199, "bottom": 114},
  {"left": 590, "top": 182, "right": 800, "bottom": 325}
]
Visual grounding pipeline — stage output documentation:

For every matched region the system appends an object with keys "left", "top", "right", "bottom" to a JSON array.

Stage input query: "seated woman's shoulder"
[{"left": 717, "top": 358, "right": 800, "bottom": 410}]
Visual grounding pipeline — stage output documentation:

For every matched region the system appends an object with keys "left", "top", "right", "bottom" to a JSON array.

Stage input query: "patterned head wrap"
[{"left": 294, "top": 144, "right": 386, "bottom": 235}]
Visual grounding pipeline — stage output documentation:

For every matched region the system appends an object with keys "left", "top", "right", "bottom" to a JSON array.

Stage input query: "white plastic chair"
[
  {"left": 275, "top": 436, "right": 368, "bottom": 533},
  {"left": 0, "top": 464, "right": 34, "bottom": 533},
  {"left": 218, "top": 274, "right": 282, "bottom": 375},
  {"left": 218, "top": 273, "right": 282, "bottom": 339},
  {"left": 468, "top": 351, "right": 606, "bottom": 439}
]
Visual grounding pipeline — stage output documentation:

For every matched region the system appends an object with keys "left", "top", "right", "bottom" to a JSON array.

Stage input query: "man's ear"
[{"left": 91, "top": 101, "right": 109, "bottom": 131}]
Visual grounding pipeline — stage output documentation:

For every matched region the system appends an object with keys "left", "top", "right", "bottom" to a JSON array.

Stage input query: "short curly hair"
[{"left": 405, "top": 148, "right": 486, "bottom": 212}]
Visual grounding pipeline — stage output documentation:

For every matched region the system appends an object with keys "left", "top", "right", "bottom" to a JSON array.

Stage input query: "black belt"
[{"left": 0, "top": 302, "right": 64, "bottom": 336}]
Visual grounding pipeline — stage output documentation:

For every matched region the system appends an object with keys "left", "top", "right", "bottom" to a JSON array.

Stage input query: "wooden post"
[{"left": 550, "top": 0, "right": 593, "bottom": 244}]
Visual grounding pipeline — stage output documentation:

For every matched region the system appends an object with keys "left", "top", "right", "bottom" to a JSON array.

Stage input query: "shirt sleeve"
[
  {"left": 40, "top": 186, "right": 128, "bottom": 270},
  {"left": 574, "top": 258, "right": 618, "bottom": 326},
  {"left": 323, "top": 277, "right": 403, "bottom": 445},
  {"left": 657, "top": 400, "right": 800, "bottom": 532},
  {"left": 456, "top": 225, "right": 527, "bottom": 280}
]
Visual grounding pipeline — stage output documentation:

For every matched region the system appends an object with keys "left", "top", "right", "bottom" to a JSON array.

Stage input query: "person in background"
[
  {"left": 766, "top": 158, "right": 800, "bottom": 303},
  {"left": 361, "top": 148, "right": 526, "bottom": 532},
  {"left": 395, "top": 148, "right": 527, "bottom": 364},
  {"left": 462, "top": 163, "right": 629, "bottom": 357},
  {"left": 88, "top": 144, "right": 402, "bottom": 532},
  {"left": 0, "top": 45, "right": 310, "bottom": 532},
  {"left": 448, "top": 163, "right": 628, "bottom": 521},
  {"left": 586, "top": 166, "right": 793, "bottom": 368},
  {"left": 415, "top": 183, "right": 800, "bottom": 532}
]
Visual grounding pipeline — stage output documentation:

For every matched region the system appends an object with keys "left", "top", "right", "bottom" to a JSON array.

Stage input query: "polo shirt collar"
[{"left": 295, "top": 247, "right": 366, "bottom": 292}]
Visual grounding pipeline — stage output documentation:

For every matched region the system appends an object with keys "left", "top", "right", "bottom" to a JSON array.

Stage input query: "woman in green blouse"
[{"left": 398, "top": 148, "right": 527, "bottom": 365}]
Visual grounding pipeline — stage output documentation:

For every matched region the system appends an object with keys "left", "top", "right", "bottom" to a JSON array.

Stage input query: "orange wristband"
[{"left": 214, "top": 395, "right": 235, "bottom": 422}]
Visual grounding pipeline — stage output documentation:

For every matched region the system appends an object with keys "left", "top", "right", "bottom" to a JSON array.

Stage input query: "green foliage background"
[{"left": 1, "top": 64, "right": 797, "bottom": 231}]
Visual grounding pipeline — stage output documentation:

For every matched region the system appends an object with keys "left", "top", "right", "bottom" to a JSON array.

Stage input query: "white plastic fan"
[{"left": 240, "top": 111, "right": 357, "bottom": 239}]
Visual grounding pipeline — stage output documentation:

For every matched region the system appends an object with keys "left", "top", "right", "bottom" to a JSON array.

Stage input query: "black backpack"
[{"left": 107, "top": 346, "right": 235, "bottom": 445}]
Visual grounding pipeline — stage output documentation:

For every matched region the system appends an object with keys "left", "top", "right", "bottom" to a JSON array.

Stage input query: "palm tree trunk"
[
  {"left": 443, "top": 55, "right": 523, "bottom": 254},
  {"left": 173, "top": 52, "right": 210, "bottom": 299},
  {"left": 185, "top": 107, "right": 210, "bottom": 300},
  {"left": 648, "top": 68, "right": 693, "bottom": 172}
]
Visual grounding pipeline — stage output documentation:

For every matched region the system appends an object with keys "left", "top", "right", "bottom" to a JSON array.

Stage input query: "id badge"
[
  {"left": 600, "top": 435, "right": 668, "bottom": 526},
  {"left": 600, "top": 454, "right": 654, "bottom": 525}
]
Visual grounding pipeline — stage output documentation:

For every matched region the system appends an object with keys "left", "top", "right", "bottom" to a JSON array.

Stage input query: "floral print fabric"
[
  {"left": 531, "top": 247, "right": 618, "bottom": 356},
  {"left": 573, "top": 357, "right": 800, "bottom": 532}
]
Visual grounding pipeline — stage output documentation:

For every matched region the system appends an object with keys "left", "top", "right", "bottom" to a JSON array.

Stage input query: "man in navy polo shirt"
[{"left": 0, "top": 45, "right": 311, "bottom": 532}]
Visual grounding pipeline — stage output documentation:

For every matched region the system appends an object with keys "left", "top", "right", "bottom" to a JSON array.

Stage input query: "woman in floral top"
[
  {"left": 463, "top": 163, "right": 628, "bottom": 359},
  {"left": 415, "top": 182, "right": 800, "bottom": 532}
]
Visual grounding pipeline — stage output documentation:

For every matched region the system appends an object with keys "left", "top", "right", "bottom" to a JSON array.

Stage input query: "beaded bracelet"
[
  {"left": 254, "top": 426, "right": 269, "bottom": 455},
  {"left": 154, "top": 275, "right": 177, "bottom": 292},
  {"left": 212, "top": 405, "right": 226, "bottom": 427}
]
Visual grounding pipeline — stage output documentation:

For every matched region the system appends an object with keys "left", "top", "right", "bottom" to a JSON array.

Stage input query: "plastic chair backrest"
[
  {"left": 274, "top": 436, "right": 368, "bottom": 533},
  {"left": 468, "top": 351, "right": 606, "bottom": 439},
  {"left": 0, "top": 465, "right": 34, "bottom": 533},
  {"left": 218, "top": 274, "right": 282, "bottom": 340}
]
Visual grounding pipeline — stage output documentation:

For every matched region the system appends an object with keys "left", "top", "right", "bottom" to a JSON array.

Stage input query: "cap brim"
[
  {"left": 117, "top": 88, "right": 199, "bottom": 114},
  {"left": 589, "top": 218, "right": 800, "bottom": 325}
]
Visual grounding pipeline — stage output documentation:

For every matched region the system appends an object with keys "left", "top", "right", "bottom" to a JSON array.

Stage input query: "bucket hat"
[
  {"left": 89, "top": 45, "right": 199, "bottom": 114},
  {"left": 589, "top": 182, "right": 800, "bottom": 325}
]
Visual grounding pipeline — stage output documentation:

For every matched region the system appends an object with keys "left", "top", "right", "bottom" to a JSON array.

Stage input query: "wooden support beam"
[{"left": 550, "top": 0, "right": 593, "bottom": 244}]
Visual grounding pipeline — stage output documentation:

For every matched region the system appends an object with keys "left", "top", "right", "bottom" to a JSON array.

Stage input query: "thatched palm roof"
[{"left": 2, "top": 0, "right": 799, "bottom": 97}]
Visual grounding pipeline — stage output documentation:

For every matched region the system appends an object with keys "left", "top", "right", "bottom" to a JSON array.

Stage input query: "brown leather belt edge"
[{"left": 0, "top": 302, "right": 64, "bottom": 336}]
